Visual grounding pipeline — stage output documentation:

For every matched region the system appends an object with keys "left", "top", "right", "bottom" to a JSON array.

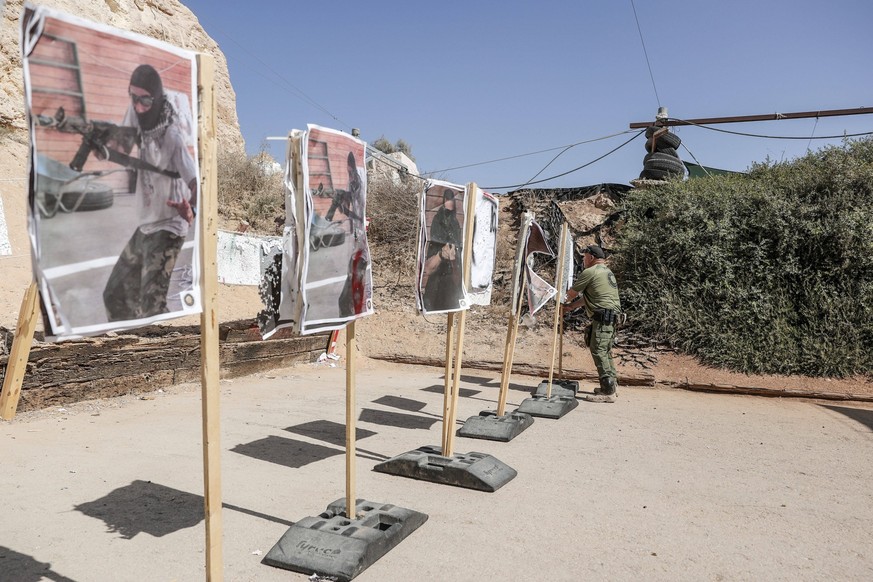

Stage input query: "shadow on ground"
[
  {"left": 0, "top": 546, "right": 78, "bottom": 582},
  {"left": 358, "top": 408, "right": 439, "bottom": 430},
  {"left": 820, "top": 405, "right": 873, "bottom": 432},
  {"left": 74, "top": 480, "right": 296, "bottom": 541},
  {"left": 283, "top": 419, "right": 389, "bottom": 461},
  {"left": 285, "top": 419, "right": 377, "bottom": 446},
  {"left": 232, "top": 436, "right": 343, "bottom": 469},
  {"left": 74, "top": 480, "right": 203, "bottom": 539},
  {"left": 421, "top": 384, "right": 481, "bottom": 398}
]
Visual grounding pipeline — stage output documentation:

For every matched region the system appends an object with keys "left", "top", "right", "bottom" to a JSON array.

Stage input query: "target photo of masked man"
[
  {"left": 416, "top": 180, "right": 469, "bottom": 314},
  {"left": 22, "top": 6, "right": 200, "bottom": 340},
  {"left": 298, "top": 125, "right": 373, "bottom": 333}
]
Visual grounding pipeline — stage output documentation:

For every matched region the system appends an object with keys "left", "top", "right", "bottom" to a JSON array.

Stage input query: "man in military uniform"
[{"left": 561, "top": 244, "right": 622, "bottom": 402}]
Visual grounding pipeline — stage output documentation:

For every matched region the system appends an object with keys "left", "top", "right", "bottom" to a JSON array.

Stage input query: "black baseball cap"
[{"left": 582, "top": 244, "right": 605, "bottom": 259}]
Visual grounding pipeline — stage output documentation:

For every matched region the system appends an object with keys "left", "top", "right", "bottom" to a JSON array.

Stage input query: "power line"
[
  {"left": 679, "top": 143, "right": 712, "bottom": 177},
  {"left": 426, "top": 130, "right": 639, "bottom": 174},
  {"left": 669, "top": 118, "right": 873, "bottom": 140},
  {"left": 484, "top": 130, "right": 645, "bottom": 191},
  {"left": 520, "top": 143, "right": 577, "bottom": 188},
  {"left": 630, "top": 0, "right": 661, "bottom": 107},
  {"left": 806, "top": 117, "right": 819, "bottom": 152},
  {"left": 202, "top": 18, "right": 352, "bottom": 129}
]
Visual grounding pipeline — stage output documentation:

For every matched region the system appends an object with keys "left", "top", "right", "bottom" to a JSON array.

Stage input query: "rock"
[
  {"left": 1, "top": 0, "right": 244, "bottom": 154},
  {"left": 0, "top": 0, "right": 246, "bottom": 329}
]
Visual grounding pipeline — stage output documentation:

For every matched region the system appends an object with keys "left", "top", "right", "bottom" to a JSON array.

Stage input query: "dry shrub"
[
  {"left": 216, "top": 148, "right": 285, "bottom": 234},
  {"left": 366, "top": 173, "right": 422, "bottom": 286}
]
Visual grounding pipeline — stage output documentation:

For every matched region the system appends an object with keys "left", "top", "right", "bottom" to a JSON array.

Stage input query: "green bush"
[{"left": 613, "top": 138, "right": 873, "bottom": 376}]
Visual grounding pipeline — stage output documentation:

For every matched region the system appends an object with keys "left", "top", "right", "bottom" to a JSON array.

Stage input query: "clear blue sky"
[{"left": 182, "top": 0, "right": 873, "bottom": 192}]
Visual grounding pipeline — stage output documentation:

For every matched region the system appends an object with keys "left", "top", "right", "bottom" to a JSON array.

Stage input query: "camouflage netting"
[{"left": 507, "top": 183, "right": 632, "bottom": 267}]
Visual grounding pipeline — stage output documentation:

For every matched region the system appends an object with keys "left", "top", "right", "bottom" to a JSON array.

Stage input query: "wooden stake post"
[
  {"left": 1, "top": 53, "right": 223, "bottom": 580},
  {"left": 496, "top": 212, "right": 533, "bottom": 417},
  {"left": 196, "top": 54, "right": 223, "bottom": 582},
  {"left": 0, "top": 281, "right": 39, "bottom": 420},
  {"left": 442, "top": 182, "right": 477, "bottom": 457},
  {"left": 440, "top": 312, "right": 456, "bottom": 453},
  {"left": 544, "top": 222, "right": 569, "bottom": 398},
  {"left": 345, "top": 321, "right": 357, "bottom": 518}
]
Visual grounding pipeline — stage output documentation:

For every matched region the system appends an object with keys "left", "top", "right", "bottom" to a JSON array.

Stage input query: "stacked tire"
[{"left": 639, "top": 126, "right": 684, "bottom": 181}]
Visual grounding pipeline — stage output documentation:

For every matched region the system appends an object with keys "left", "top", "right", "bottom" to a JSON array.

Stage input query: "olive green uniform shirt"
[{"left": 571, "top": 263, "right": 621, "bottom": 316}]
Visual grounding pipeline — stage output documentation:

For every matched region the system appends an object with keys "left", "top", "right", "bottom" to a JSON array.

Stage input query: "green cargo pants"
[{"left": 586, "top": 321, "right": 617, "bottom": 380}]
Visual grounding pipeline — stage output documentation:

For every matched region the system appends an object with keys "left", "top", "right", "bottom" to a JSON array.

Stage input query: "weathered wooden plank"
[
  {"left": 0, "top": 319, "right": 327, "bottom": 411},
  {"left": 17, "top": 370, "right": 177, "bottom": 410},
  {"left": 370, "top": 353, "right": 656, "bottom": 386},
  {"left": 670, "top": 382, "right": 873, "bottom": 403}
]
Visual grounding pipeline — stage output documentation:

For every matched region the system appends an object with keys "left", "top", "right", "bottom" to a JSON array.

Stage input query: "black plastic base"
[
  {"left": 532, "top": 379, "right": 579, "bottom": 398},
  {"left": 516, "top": 394, "right": 579, "bottom": 419},
  {"left": 373, "top": 445, "right": 517, "bottom": 492},
  {"left": 456, "top": 410, "right": 534, "bottom": 442},
  {"left": 263, "top": 498, "right": 427, "bottom": 582}
]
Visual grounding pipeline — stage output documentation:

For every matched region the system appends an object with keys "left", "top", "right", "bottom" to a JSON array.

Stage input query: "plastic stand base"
[
  {"left": 456, "top": 410, "right": 534, "bottom": 442},
  {"left": 532, "top": 379, "right": 579, "bottom": 398},
  {"left": 373, "top": 445, "right": 517, "bottom": 492},
  {"left": 263, "top": 498, "right": 427, "bottom": 582},
  {"left": 516, "top": 394, "right": 579, "bottom": 419}
]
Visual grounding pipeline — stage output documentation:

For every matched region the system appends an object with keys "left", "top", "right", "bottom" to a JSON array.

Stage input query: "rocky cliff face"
[
  {"left": 0, "top": 0, "right": 244, "bottom": 151},
  {"left": 0, "top": 0, "right": 246, "bottom": 328}
]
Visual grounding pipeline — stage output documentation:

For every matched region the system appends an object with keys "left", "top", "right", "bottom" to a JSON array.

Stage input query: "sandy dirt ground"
[{"left": 2, "top": 360, "right": 873, "bottom": 582}]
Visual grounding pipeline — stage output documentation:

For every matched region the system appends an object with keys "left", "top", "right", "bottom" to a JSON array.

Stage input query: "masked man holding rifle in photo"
[
  {"left": 561, "top": 244, "right": 623, "bottom": 403},
  {"left": 102, "top": 64, "right": 198, "bottom": 321}
]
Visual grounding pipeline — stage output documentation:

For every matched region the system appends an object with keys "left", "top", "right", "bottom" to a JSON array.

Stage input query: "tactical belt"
[{"left": 592, "top": 309, "right": 622, "bottom": 325}]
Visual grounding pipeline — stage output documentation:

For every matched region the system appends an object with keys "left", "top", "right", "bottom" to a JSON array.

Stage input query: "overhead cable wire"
[
  {"left": 668, "top": 118, "right": 873, "bottom": 140},
  {"left": 630, "top": 0, "right": 661, "bottom": 107},
  {"left": 806, "top": 117, "right": 819, "bottom": 152},
  {"left": 679, "top": 143, "right": 712, "bottom": 178},
  {"left": 202, "top": 19, "right": 352, "bottom": 129},
  {"left": 427, "top": 129, "right": 640, "bottom": 174},
  {"left": 483, "top": 130, "right": 645, "bottom": 191},
  {"left": 365, "top": 129, "right": 644, "bottom": 188},
  {"left": 520, "top": 143, "right": 578, "bottom": 187}
]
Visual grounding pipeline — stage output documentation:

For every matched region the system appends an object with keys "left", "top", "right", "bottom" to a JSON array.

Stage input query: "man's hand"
[
  {"left": 439, "top": 243, "right": 456, "bottom": 261},
  {"left": 167, "top": 197, "right": 194, "bottom": 224}
]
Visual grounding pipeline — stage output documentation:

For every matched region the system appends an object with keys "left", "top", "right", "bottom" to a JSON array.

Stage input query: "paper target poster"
[
  {"left": 524, "top": 220, "right": 556, "bottom": 316},
  {"left": 22, "top": 5, "right": 200, "bottom": 341},
  {"left": 300, "top": 125, "right": 373, "bottom": 333},
  {"left": 259, "top": 126, "right": 373, "bottom": 337},
  {"left": 216, "top": 230, "right": 281, "bottom": 286},
  {"left": 560, "top": 226, "right": 574, "bottom": 294},
  {"left": 416, "top": 180, "right": 469, "bottom": 314},
  {"left": 468, "top": 188, "right": 498, "bottom": 306}
]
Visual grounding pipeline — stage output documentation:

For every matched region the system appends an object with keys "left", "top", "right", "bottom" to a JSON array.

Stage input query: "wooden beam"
[
  {"left": 441, "top": 312, "right": 455, "bottom": 454},
  {"left": 345, "top": 322, "right": 357, "bottom": 519},
  {"left": 497, "top": 212, "right": 532, "bottom": 416},
  {"left": 196, "top": 53, "right": 223, "bottom": 582},
  {"left": 629, "top": 106, "right": 873, "bottom": 128},
  {"left": 369, "top": 354, "right": 656, "bottom": 387},
  {"left": 545, "top": 222, "right": 569, "bottom": 398},
  {"left": 444, "top": 182, "right": 478, "bottom": 457},
  {"left": 0, "top": 281, "right": 40, "bottom": 420}
]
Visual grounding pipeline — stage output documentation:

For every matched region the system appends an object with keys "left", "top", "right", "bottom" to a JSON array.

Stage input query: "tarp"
[{"left": 684, "top": 161, "right": 744, "bottom": 179}]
